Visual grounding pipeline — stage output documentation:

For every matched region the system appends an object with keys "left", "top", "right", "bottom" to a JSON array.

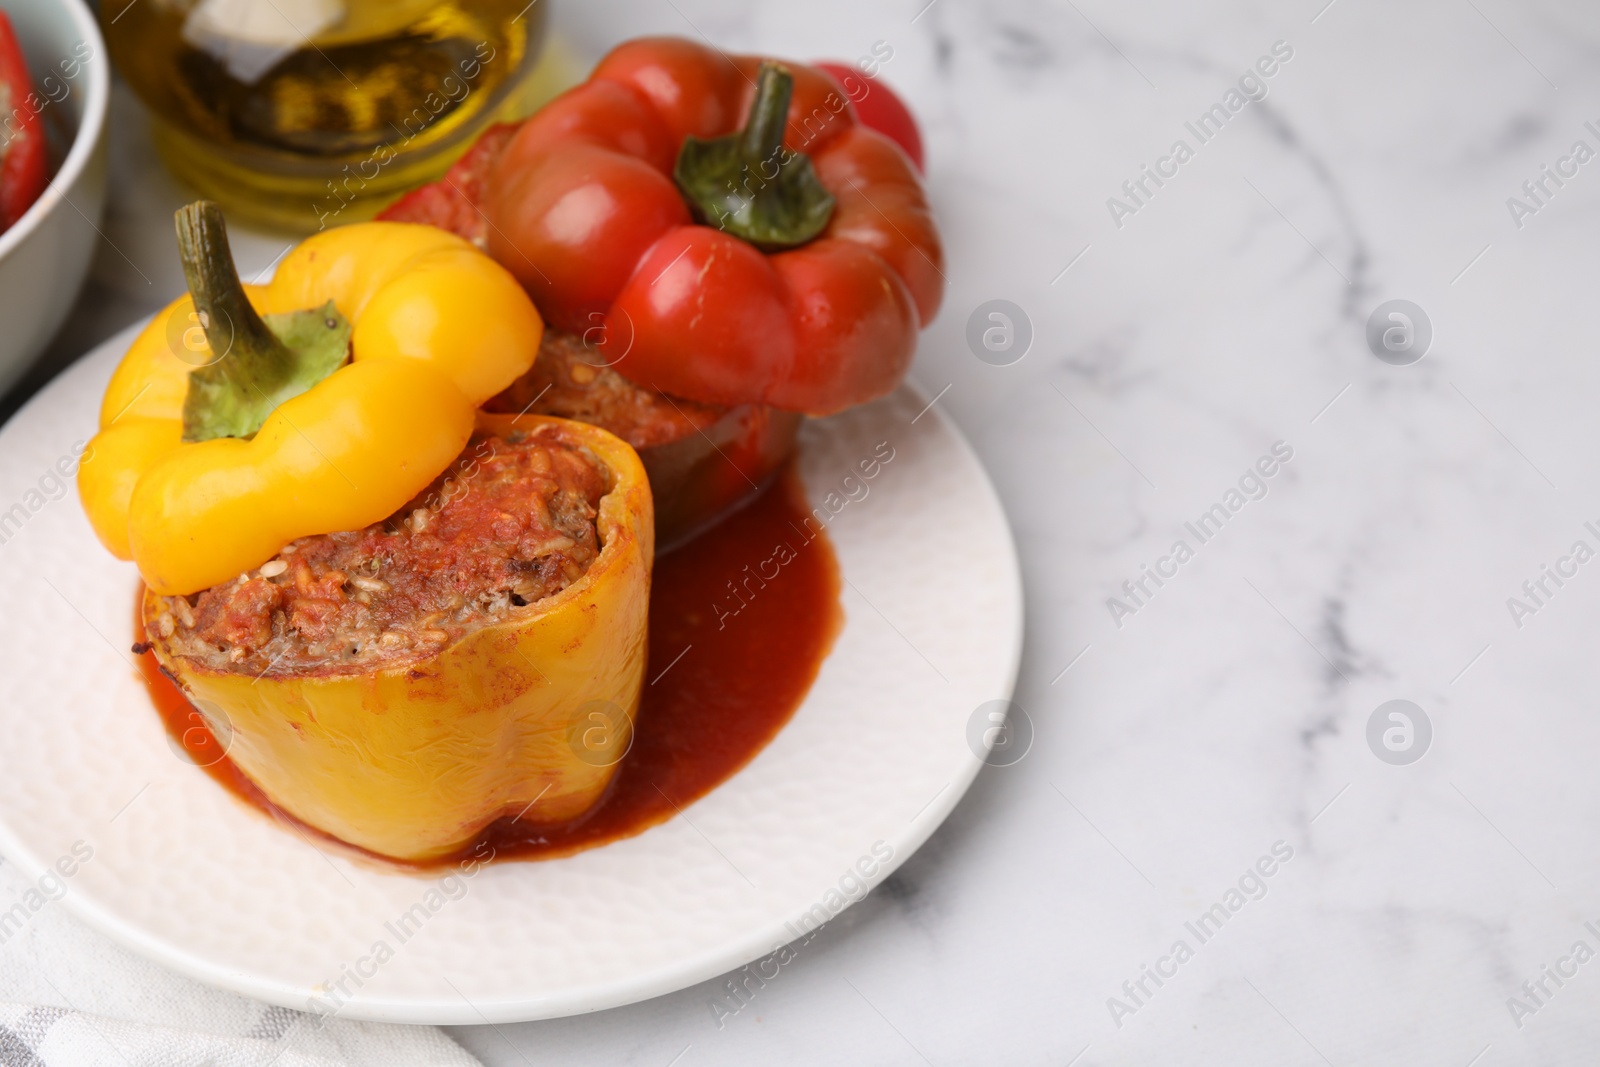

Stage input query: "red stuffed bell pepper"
[
  {"left": 482, "top": 37, "right": 943, "bottom": 415},
  {"left": 813, "top": 62, "right": 924, "bottom": 174}
]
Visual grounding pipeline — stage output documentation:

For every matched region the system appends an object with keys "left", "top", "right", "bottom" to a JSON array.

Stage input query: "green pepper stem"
[
  {"left": 671, "top": 63, "right": 834, "bottom": 251},
  {"left": 174, "top": 201, "right": 293, "bottom": 386},
  {"left": 738, "top": 63, "right": 793, "bottom": 167}
]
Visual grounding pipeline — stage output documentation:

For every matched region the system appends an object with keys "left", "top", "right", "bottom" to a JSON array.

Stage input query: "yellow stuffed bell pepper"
[
  {"left": 85, "top": 202, "right": 655, "bottom": 862},
  {"left": 141, "top": 414, "right": 653, "bottom": 863},
  {"left": 79, "top": 201, "right": 544, "bottom": 595}
]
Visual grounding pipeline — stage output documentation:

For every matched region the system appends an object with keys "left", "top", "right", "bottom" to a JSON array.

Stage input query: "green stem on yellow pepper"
[{"left": 177, "top": 200, "right": 352, "bottom": 443}]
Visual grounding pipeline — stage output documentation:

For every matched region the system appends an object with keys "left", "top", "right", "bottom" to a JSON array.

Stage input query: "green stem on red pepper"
[
  {"left": 176, "top": 200, "right": 352, "bottom": 443},
  {"left": 672, "top": 63, "right": 836, "bottom": 251}
]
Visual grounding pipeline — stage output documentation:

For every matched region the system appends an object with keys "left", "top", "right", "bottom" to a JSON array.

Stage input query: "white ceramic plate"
[{"left": 0, "top": 319, "right": 1023, "bottom": 1024}]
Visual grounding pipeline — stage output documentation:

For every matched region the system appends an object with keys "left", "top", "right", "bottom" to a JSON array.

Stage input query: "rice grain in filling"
[{"left": 152, "top": 430, "right": 608, "bottom": 677}]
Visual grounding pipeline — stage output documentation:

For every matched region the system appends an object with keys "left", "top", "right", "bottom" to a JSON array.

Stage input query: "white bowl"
[{"left": 0, "top": 0, "right": 108, "bottom": 396}]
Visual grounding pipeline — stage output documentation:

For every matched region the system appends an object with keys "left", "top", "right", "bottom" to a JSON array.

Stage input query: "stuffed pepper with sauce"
[
  {"left": 380, "top": 35, "right": 943, "bottom": 546},
  {"left": 80, "top": 202, "right": 652, "bottom": 862}
]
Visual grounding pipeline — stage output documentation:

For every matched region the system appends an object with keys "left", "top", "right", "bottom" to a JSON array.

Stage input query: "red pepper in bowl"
[{"left": 0, "top": 11, "right": 48, "bottom": 232}]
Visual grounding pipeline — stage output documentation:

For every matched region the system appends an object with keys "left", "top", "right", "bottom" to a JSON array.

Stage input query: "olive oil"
[{"left": 103, "top": 0, "right": 563, "bottom": 231}]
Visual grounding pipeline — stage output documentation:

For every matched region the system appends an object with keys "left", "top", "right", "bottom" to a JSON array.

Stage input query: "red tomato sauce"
[{"left": 138, "top": 465, "right": 842, "bottom": 871}]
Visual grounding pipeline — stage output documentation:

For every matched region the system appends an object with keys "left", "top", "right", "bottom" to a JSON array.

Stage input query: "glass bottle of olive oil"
[{"left": 102, "top": 0, "right": 564, "bottom": 231}]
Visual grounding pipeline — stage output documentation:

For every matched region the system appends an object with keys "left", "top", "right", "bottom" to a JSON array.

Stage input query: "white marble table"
[{"left": 17, "top": 0, "right": 1600, "bottom": 1063}]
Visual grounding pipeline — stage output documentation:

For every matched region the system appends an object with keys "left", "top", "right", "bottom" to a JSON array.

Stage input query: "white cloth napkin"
[{"left": 0, "top": 857, "right": 481, "bottom": 1067}]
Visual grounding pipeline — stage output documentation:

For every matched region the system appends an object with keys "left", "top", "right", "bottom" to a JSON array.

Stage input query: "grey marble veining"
[{"left": 23, "top": 0, "right": 1600, "bottom": 1063}]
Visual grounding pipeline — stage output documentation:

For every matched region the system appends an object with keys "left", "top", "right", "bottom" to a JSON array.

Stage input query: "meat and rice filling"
[
  {"left": 148, "top": 430, "right": 608, "bottom": 677},
  {"left": 486, "top": 329, "right": 726, "bottom": 449}
]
